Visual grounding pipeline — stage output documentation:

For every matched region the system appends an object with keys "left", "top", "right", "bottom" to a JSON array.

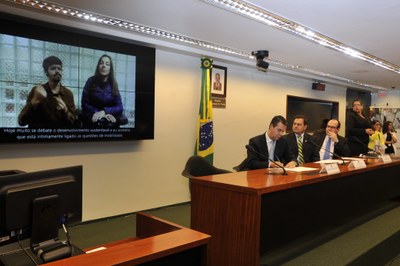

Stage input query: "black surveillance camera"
[
  {"left": 252, "top": 50, "right": 269, "bottom": 71},
  {"left": 256, "top": 60, "right": 269, "bottom": 70},
  {"left": 251, "top": 50, "right": 269, "bottom": 60}
]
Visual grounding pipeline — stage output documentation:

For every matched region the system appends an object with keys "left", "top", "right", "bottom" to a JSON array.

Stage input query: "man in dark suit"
[
  {"left": 284, "top": 115, "right": 319, "bottom": 165},
  {"left": 244, "top": 115, "right": 297, "bottom": 170},
  {"left": 314, "top": 119, "right": 351, "bottom": 160}
]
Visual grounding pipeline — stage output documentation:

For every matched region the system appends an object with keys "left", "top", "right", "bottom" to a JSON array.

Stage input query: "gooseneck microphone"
[
  {"left": 245, "top": 145, "right": 287, "bottom": 175},
  {"left": 305, "top": 139, "right": 346, "bottom": 165},
  {"left": 351, "top": 136, "right": 380, "bottom": 156}
]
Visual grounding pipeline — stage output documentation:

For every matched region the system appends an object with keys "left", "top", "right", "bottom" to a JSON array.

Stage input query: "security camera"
[
  {"left": 256, "top": 60, "right": 269, "bottom": 71},
  {"left": 252, "top": 50, "right": 269, "bottom": 71},
  {"left": 252, "top": 50, "right": 269, "bottom": 59}
]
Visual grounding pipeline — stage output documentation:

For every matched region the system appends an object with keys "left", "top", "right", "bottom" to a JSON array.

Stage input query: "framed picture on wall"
[{"left": 211, "top": 65, "right": 227, "bottom": 98}]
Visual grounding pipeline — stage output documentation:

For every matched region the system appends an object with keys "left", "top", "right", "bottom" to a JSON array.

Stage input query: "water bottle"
[{"left": 374, "top": 139, "right": 380, "bottom": 153}]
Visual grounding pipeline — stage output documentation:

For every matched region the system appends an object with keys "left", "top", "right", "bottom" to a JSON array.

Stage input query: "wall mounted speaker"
[{"left": 312, "top": 82, "right": 325, "bottom": 91}]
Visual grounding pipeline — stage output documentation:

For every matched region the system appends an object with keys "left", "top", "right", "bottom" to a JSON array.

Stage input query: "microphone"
[
  {"left": 245, "top": 145, "right": 287, "bottom": 175},
  {"left": 351, "top": 136, "right": 380, "bottom": 156},
  {"left": 305, "top": 139, "right": 346, "bottom": 165}
]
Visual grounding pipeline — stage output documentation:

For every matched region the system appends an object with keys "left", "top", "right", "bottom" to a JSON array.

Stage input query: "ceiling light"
[
  {"left": 201, "top": 0, "right": 400, "bottom": 75},
  {"left": 2, "top": 0, "right": 389, "bottom": 91}
]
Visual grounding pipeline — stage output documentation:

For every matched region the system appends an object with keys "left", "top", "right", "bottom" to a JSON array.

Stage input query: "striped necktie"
[{"left": 298, "top": 135, "right": 304, "bottom": 165}]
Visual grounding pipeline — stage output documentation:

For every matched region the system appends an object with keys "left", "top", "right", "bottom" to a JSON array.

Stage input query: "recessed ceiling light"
[{"left": 3, "top": 0, "right": 390, "bottom": 91}]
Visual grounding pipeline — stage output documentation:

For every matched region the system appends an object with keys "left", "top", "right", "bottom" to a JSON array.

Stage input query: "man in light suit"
[
  {"left": 244, "top": 115, "right": 297, "bottom": 170},
  {"left": 314, "top": 119, "right": 351, "bottom": 160},
  {"left": 284, "top": 115, "right": 320, "bottom": 165}
]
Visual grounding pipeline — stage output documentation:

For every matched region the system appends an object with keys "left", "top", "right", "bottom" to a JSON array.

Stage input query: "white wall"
[
  {"left": 211, "top": 62, "right": 348, "bottom": 169},
  {"left": 371, "top": 90, "right": 400, "bottom": 108},
  {"left": 0, "top": 5, "right": 349, "bottom": 221}
]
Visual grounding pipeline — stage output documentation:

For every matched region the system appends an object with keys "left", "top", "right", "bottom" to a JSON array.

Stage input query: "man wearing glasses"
[{"left": 314, "top": 119, "right": 351, "bottom": 160}]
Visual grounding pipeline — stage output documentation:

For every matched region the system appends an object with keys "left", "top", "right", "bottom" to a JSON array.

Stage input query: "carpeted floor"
[
  {"left": 66, "top": 201, "right": 400, "bottom": 265},
  {"left": 261, "top": 201, "right": 400, "bottom": 266}
]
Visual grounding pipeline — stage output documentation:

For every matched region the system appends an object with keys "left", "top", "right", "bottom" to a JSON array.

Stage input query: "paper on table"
[
  {"left": 341, "top": 157, "right": 367, "bottom": 161},
  {"left": 285, "top": 166, "right": 319, "bottom": 172},
  {"left": 315, "top": 159, "right": 348, "bottom": 164}
]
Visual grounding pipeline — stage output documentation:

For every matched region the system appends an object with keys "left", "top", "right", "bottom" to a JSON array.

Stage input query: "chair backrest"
[
  {"left": 182, "top": 156, "right": 231, "bottom": 178},
  {"left": 233, "top": 158, "right": 249, "bottom": 171}
]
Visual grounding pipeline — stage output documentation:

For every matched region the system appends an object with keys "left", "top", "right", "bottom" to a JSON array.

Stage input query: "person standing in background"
[
  {"left": 368, "top": 120, "right": 385, "bottom": 153},
  {"left": 383, "top": 121, "right": 397, "bottom": 154},
  {"left": 346, "top": 100, "right": 374, "bottom": 156}
]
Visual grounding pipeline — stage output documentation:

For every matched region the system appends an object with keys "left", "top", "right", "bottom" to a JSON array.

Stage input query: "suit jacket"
[
  {"left": 283, "top": 132, "right": 320, "bottom": 164},
  {"left": 313, "top": 131, "right": 351, "bottom": 159},
  {"left": 346, "top": 110, "right": 371, "bottom": 156},
  {"left": 244, "top": 133, "right": 296, "bottom": 170}
]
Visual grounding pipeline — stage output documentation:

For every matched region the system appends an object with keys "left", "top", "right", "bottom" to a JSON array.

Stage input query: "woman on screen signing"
[{"left": 81, "top": 54, "right": 125, "bottom": 128}]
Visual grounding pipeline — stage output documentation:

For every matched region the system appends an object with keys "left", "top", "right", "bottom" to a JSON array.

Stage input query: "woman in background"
[
  {"left": 81, "top": 54, "right": 124, "bottom": 127},
  {"left": 383, "top": 121, "right": 397, "bottom": 154},
  {"left": 368, "top": 120, "right": 385, "bottom": 153},
  {"left": 346, "top": 100, "right": 374, "bottom": 156}
]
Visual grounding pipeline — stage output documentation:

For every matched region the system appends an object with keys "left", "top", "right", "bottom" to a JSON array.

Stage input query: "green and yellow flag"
[{"left": 195, "top": 57, "right": 214, "bottom": 164}]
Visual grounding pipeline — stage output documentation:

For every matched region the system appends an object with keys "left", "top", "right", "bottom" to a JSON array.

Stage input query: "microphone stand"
[
  {"left": 351, "top": 136, "right": 380, "bottom": 157},
  {"left": 305, "top": 139, "right": 346, "bottom": 165},
  {"left": 245, "top": 145, "right": 287, "bottom": 175}
]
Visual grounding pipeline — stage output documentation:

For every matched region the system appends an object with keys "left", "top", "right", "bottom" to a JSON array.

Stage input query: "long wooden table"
[
  {"left": 36, "top": 212, "right": 208, "bottom": 266},
  {"left": 2, "top": 214, "right": 209, "bottom": 266},
  {"left": 190, "top": 158, "right": 400, "bottom": 266}
]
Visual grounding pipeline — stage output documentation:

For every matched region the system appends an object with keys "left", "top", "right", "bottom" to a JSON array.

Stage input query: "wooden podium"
[
  {"left": 44, "top": 212, "right": 210, "bottom": 265},
  {"left": 190, "top": 159, "right": 400, "bottom": 266}
]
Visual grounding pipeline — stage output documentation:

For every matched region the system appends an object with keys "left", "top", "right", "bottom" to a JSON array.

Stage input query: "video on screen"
[{"left": 0, "top": 14, "right": 155, "bottom": 143}]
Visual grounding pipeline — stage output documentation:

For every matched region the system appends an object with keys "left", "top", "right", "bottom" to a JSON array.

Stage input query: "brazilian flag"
[{"left": 195, "top": 57, "right": 214, "bottom": 164}]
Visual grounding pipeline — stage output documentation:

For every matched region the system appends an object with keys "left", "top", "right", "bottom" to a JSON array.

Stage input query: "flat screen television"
[
  {"left": 286, "top": 95, "right": 339, "bottom": 133},
  {"left": 0, "top": 165, "right": 82, "bottom": 263},
  {"left": 0, "top": 13, "right": 155, "bottom": 143}
]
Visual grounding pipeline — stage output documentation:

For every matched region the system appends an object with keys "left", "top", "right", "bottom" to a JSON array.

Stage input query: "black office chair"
[
  {"left": 233, "top": 158, "right": 249, "bottom": 171},
  {"left": 181, "top": 156, "right": 231, "bottom": 178}
]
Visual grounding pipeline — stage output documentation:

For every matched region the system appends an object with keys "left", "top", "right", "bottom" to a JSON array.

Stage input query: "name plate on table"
[
  {"left": 381, "top": 154, "right": 392, "bottom": 163},
  {"left": 319, "top": 163, "right": 340, "bottom": 174},
  {"left": 348, "top": 160, "right": 367, "bottom": 169}
]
